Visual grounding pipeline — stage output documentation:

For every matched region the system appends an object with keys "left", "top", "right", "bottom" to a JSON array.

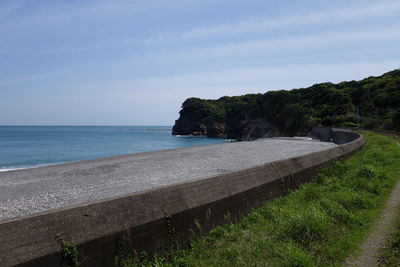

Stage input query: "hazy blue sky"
[{"left": 1, "top": 0, "right": 399, "bottom": 125}]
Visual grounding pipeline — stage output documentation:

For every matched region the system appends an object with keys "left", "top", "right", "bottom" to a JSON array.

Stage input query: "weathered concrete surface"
[
  {"left": 0, "top": 138, "right": 336, "bottom": 221},
  {"left": 0, "top": 131, "right": 364, "bottom": 267}
]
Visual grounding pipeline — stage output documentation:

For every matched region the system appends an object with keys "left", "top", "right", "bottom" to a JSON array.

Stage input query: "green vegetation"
[
  {"left": 117, "top": 133, "right": 400, "bottom": 266},
  {"left": 378, "top": 207, "right": 400, "bottom": 266},
  {"left": 57, "top": 237, "right": 79, "bottom": 267},
  {"left": 173, "top": 69, "right": 400, "bottom": 138}
]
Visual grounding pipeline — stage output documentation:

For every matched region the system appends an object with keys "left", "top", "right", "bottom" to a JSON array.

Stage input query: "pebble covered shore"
[{"left": 0, "top": 138, "right": 336, "bottom": 221}]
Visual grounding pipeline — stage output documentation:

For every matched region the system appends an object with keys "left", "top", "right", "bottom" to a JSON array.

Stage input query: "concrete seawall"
[{"left": 0, "top": 129, "right": 364, "bottom": 266}]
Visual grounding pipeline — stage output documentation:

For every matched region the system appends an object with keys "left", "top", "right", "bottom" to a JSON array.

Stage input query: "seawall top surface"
[{"left": 0, "top": 138, "right": 336, "bottom": 221}]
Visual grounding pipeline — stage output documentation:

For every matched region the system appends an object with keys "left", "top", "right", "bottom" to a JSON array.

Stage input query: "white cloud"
[
  {"left": 146, "top": 1, "right": 400, "bottom": 42},
  {"left": 151, "top": 25, "right": 400, "bottom": 65},
  {"left": 2, "top": 21, "right": 399, "bottom": 98},
  {"left": 59, "top": 60, "right": 400, "bottom": 101},
  {"left": 0, "top": 0, "right": 399, "bottom": 126}
]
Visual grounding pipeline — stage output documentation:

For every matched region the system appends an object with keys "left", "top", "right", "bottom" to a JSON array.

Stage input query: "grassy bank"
[{"left": 118, "top": 132, "right": 400, "bottom": 267}]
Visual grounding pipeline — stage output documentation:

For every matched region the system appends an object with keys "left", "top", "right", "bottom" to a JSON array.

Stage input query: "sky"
[{"left": 0, "top": 0, "right": 399, "bottom": 126}]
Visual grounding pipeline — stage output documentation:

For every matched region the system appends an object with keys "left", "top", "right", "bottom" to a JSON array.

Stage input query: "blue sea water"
[{"left": 0, "top": 126, "right": 227, "bottom": 171}]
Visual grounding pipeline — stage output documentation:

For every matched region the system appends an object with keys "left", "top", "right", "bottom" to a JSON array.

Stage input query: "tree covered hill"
[{"left": 172, "top": 69, "right": 400, "bottom": 140}]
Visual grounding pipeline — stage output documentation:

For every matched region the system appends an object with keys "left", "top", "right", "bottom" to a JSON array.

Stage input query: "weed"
[
  {"left": 57, "top": 236, "right": 79, "bottom": 267},
  {"left": 357, "top": 165, "right": 376, "bottom": 180},
  {"left": 319, "top": 198, "right": 360, "bottom": 225},
  {"left": 114, "top": 226, "right": 136, "bottom": 267},
  {"left": 274, "top": 242, "right": 315, "bottom": 267},
  {"left": 280, "top": 206, "right": 329, "bottom": 246},
  {"left": 164, "top": 213, "right": 177, "bottom": 250}
]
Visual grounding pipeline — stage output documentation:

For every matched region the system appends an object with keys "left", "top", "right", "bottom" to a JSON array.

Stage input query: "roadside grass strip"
[{"left": 117, "top": 132, "right": 400, "bottom": 267}]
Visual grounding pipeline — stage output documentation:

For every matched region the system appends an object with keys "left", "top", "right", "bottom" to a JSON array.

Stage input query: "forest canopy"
[{"left": 173, "top": 69, "right": 400, "bottom": 139}]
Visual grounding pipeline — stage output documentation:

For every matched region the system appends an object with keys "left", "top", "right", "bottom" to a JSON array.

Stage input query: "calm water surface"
[{"left": 0, "top": 126, "right": 227, "bottom": 171}]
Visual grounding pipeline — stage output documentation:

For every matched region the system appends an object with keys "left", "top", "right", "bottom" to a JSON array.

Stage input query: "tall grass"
[{"left": 118, "top": 132, "right": 400, "bottom": 266}]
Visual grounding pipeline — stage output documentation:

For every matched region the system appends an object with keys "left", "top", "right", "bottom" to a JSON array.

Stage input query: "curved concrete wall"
[{"left": 0, "top": 130, "right": 365, "bottom": 267}]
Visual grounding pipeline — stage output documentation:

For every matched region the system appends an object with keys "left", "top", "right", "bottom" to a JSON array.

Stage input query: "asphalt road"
[{"left": 0, "top": 138, "right": 336, "bottom": 221}]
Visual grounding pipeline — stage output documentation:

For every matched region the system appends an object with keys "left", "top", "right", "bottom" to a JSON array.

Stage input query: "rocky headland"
[{"left": 172, "top": 69, "right": 400, "bottom": 140}]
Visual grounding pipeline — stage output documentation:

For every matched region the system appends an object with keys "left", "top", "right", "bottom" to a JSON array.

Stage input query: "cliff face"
[
  {"left": 172, "top": 116, "right": 281, "bottom": 140},
  {"left": 238, "top": 119, "right": 274, "bottom": 140},
  {"left": 172, "top": 119, "right": 207, "bottom": 136},
  {"left": 172, "top": 94, "right": 313, "bottom": 140},
  {"left": 172, "top": 69, "right": 400, "bottom": 139},
  {"left": 172, "top": 117, "right": 225, "bottom": 138}
]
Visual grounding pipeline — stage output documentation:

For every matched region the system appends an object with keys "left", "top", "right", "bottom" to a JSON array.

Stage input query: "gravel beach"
[{"left": 0, "top": 138, "right": 336, "bottom": 221}]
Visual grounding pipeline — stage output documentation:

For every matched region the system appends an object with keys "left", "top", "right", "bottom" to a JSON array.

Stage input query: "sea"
[{"left": 0, "top": 126, "right": 228, "bottom": 171}]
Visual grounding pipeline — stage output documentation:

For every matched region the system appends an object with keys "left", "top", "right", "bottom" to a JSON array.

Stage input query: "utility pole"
[{"left": 356, "top": 107, "right": 360, "bottom": 130}]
